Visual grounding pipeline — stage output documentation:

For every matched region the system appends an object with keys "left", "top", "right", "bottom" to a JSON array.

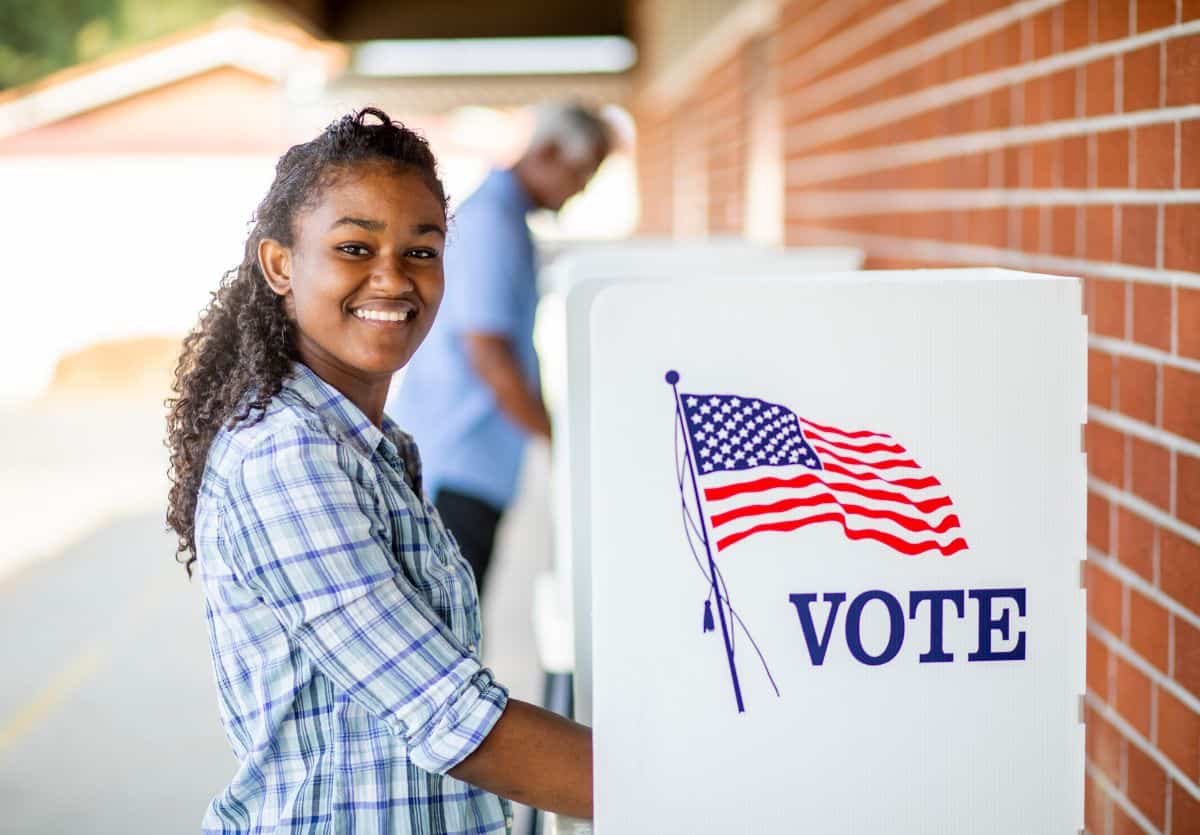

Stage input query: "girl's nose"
[{"left": 374, "top": 262, "right": 416, "bottom": 290}]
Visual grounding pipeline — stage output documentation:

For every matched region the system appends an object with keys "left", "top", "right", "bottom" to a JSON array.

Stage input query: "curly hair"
[{"left": 165, "top": 107, "right": 448, "bottom": 577}]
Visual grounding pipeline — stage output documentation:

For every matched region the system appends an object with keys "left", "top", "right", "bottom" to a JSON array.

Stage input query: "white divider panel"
[
  {"left": 536, "top": 241, "right": 864, "bottom": 722},
  {"left": 588, "top": 271, "right": 1085, "bottom": 834}
]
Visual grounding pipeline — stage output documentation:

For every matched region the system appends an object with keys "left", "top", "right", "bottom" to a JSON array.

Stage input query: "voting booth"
[
  {"left": 574, "top": 269, "right": 1085, "bottom": 834},
  {"left": 534, "top": 241, "right": 865, "bottom": 723}
]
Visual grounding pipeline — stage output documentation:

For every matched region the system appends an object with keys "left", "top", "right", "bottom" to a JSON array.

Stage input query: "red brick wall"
[
  {"left": 633, "top": 2, "right": 1200, "bottom": 832},
  {"left": 704, "top": 47, "right": 753, "bottom": 234},
  {"left": 634, "top": 103, "right": 676, "bottom": 235}
]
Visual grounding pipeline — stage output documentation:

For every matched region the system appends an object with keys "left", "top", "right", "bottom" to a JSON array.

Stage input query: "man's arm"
[
  {"left": 465, "top": 332, "right": 552, "bottom": 440},
  {"left": 449, "top": 698, "right": 592, "bottom": 818}
]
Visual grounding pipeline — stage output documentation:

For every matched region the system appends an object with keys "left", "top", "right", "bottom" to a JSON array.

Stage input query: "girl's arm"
[{"left": 449, "top": 698, "right": 593, "bottom": 818}]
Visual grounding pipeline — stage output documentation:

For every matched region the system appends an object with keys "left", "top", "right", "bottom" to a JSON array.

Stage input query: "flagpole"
[{"left": 667, "top": 370, "right": 745, "bottom": 714}]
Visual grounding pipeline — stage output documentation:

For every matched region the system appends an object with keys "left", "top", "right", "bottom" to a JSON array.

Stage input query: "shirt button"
[
  {"left": 467, "top": 644, "right": 478, "bottom": 654},
  {"left": 505, "top": 816, "right": 513, "bottom": 830}
]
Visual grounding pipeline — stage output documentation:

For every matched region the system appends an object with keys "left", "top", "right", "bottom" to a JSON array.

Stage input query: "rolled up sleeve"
[{"left": 221, "top": 423, "right": 507, "bottom": 773}]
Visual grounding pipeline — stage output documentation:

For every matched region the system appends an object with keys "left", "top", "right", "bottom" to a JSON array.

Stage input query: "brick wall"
[
  {"left": 634, "top": 103, "right": 676, "bottom": 234},
  {"left": 632, "top": 1, "right": 1200, "bottom": 832}
]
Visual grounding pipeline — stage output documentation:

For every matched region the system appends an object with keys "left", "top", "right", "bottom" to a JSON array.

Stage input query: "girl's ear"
[{"left": 258, "top": 238, "right": 293, "bottom": 297}]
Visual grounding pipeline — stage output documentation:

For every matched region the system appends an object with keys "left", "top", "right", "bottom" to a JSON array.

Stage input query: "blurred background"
[{"left": 0, "top": 2, "right": 1196, "bottom": 834}]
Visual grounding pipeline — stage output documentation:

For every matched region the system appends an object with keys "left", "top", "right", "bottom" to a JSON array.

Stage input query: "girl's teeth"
[{"left": 355, "top": 309, "right": 409, "bottom": 322}]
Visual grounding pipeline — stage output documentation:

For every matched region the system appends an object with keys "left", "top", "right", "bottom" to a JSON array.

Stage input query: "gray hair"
[{"left": 528, "top": 102, "right": 612, "bottom": 164}]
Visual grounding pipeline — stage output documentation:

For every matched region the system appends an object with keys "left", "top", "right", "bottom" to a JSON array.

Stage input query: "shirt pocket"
[
  {"left": 424, "top": 503, "right": 480, "bottom": 593},
  {"left": 421, "top": 500, "right": 483, "bottom": 634}
]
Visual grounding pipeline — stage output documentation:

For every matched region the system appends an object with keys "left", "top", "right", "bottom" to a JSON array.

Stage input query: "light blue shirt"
[
  {"left": 388, "top": 169, "right": 540, "bottom": 509},
  {"left": 196, "top": 362, "right": 511, "bottom": 833}
]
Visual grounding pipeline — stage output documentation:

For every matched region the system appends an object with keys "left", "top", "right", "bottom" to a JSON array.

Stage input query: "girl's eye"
[
  {"left": 407, "top": 248, "right": 439, "bottom": 259},
  {"left": 337, "top": 243, "right": 370, "bottom": 257}
]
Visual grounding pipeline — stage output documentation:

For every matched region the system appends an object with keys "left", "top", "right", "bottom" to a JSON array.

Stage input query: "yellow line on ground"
[
  {"left": 0, "top": 641, "right": 109, "bottom": 753},
  {"left": 0, "top": 569, "right": 175, "bottom": 755}
]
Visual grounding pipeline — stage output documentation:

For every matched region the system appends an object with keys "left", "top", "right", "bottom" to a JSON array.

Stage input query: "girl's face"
[{"left": 260, "top": 163, "right": 446, "bottom": 385}]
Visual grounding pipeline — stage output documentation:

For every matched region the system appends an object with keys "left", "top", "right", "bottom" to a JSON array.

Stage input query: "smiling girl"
[{"left": 166, "top": 109, "right": 591, "bottom": 833}]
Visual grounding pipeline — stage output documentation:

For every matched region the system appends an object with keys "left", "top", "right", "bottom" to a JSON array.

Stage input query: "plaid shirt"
[{"left": 195, "top": 362, "right": 512, "bottom": 834}]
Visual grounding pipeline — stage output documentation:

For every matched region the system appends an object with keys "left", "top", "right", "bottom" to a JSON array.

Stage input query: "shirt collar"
[
  {"left": 283, "top": 362, "right": 393, "bottom": 458},
  {"left": 491, "top": 167, "right": 536, "bottom": 214},
  {"left": 282, "top": 363, "right": 424, "bottom": 493}
]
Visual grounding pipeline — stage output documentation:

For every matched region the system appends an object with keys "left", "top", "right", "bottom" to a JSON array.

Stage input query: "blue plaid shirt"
[{"left": 195, "top": 362, "right": 512, "bottom": 834}]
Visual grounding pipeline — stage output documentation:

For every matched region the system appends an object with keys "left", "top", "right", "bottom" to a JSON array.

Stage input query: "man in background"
[{"left": 388, "top": 102, "right": 612, "bottom": 597}]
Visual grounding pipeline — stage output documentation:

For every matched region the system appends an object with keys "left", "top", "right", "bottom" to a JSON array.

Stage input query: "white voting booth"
[
  {"left": 567, "top": 267, "right": 1085, "bottom": 834},
  {"left": 534, "top": 241, "right": 865, "bottom": 726}
]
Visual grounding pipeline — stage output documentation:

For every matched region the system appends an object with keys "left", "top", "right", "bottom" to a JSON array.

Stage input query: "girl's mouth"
[{"left": 352, "top": 308, "right": 412, "bottom": 323}]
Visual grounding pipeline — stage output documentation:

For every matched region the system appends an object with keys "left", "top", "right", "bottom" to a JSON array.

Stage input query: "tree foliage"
[{"left": 0, "top": 0, "right": 232, "bottom": 90}]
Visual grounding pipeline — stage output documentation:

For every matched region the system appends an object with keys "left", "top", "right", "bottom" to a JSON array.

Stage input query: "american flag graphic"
[{"left": 678, "top": 391, "right": 968, "bottom": 557}]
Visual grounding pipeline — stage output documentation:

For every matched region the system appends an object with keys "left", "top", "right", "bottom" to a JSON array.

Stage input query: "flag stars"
[{"left": 685, "top": 394, "right": 830, "bottom": 475}]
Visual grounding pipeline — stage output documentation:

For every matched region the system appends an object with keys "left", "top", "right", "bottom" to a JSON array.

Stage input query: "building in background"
[
  {"left": 626, "top": 2, "right": 1198, "bottom": 833},
  {"left": 0, "top": 7, "right": 635, "bottom": 405},
  {"left": 0, "top": 12, "right": 343, "bottom": 404}
]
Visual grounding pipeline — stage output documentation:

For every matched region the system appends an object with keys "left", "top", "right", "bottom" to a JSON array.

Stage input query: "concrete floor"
[{"left": 0, "top": 444, "right": 551, "bottom": 834}]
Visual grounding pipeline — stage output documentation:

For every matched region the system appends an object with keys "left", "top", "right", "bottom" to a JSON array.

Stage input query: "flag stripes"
[{"left": 679, "top": 391, "right": 968, "bottom": 558}]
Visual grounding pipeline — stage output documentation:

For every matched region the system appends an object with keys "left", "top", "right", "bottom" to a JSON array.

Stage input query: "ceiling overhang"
[{"left": 266, "top": 0, "right": 627, "bottom": 41}]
